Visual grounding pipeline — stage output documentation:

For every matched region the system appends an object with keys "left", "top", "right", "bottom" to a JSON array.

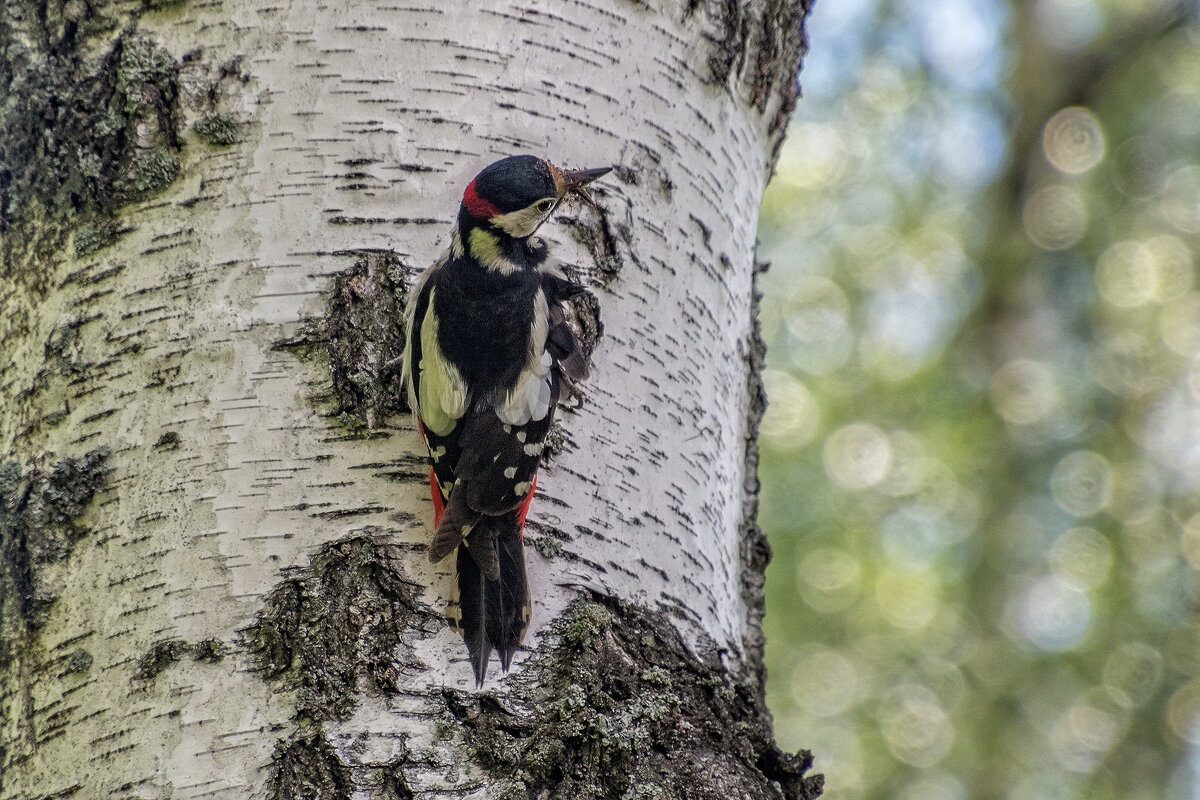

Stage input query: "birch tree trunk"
[{"left": 0, "top": 1, "right": 820, "bottom": 798}]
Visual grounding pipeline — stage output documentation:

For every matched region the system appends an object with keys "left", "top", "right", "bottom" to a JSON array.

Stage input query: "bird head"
[{"left": 459, "top": 155, "right": 612, "bottom": 240}]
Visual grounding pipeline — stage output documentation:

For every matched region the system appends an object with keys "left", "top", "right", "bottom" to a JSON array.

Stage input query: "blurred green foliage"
[{"left": 758, "top": 1, "right": 1200, "bottom": 798}]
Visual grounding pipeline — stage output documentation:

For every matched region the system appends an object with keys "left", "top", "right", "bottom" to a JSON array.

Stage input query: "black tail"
[{"left": 449, "top": 513, "right": 530, "bottom": 686}]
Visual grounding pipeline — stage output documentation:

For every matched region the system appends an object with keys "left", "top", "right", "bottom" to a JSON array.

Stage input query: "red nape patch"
[
  {"left": 515, "top": 475, "right": 538, "bottom": 538},
  {"left": 429, "top": 467, "right": 446, "bottom": 527},
  {"left": 462, "top": 178, "right": 501, "bottom": 219}
]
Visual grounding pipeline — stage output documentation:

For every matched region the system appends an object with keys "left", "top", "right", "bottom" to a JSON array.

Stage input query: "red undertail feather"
[
  {"left": 429, "top": 467, "right": 446, "bottom": 526},
  {"left": 514, "top": 475, "right": 537, "bottom": 535}
]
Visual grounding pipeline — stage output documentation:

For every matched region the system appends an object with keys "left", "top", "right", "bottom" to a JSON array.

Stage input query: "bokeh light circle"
[
  {"left": 1042, "top": 106, "right": 1105, "bottom": 174},
  {"left": 1166, "top": 680, "right": 1200, "bottom": 744},
  {"left": 1103, "top": 641, "right": 1163, "bottom": 708},
  {"left": 824, "top": 422, "right": 892, "bottom": 490},
  {"left": 991, "top": 359, "right": 1060, "bottom": 424},
  {"left": 1159, "top": 165, "right": 1200, "bottom": 234},
  {"left": 1049, "top": 451, "right": 1113, "bottom": 517},
  {"left": 1096, "top": 240, "right": 1157, "bottom": 308},
  {"left": 790, "top": 647, "right": 863, "bottom": 717},
  {"left": 761, "top": 369, "right": 821, "bottom": 446},
  {"left": 1023, "top": 184, "right": 1087, "bottom": 250},
  {"left": 1048, "top": 527, "right": 1112, "bottom": 590},
  {"left": 876, "top": 569, "right": 940, "bottom": 630},
  {"left": 1009, "top": 576, "right": 1092, "bottom": 651},
  {"left": 798, "top": 547, "right": 863, "bottom": 613},
  {"left": 879, "top": 685, "right": 955, "bottom": 767}
]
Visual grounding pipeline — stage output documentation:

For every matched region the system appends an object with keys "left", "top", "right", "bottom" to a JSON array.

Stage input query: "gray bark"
[{"left": 0, "top": 1, "right": 821, "bottom": 798}]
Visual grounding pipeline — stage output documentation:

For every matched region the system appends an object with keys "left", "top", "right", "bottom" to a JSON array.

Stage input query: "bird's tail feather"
[{"left": 447, "top": 513, "right": 530, "bottom": 686}]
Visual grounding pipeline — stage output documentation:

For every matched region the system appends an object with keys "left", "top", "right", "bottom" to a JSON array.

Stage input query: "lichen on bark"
[
  {"left": 268, "top": 733, "right": 355, "bottom": 800},
  {"left": 0, "top": 1, "right": 249, "bottom": 279},
  {"left": 0, "top": 447, "right": 111, "bottom": 771},
  {"left": 445, "top": 597, "right": 823, "bottom": 800}
]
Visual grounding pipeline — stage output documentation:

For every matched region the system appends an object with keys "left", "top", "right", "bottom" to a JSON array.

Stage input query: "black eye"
[{"left": 535, "top": 199, "right": 555, "bottom": 213}]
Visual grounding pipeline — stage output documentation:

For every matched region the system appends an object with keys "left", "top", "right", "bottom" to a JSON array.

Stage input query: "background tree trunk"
[{"left": 0, "top": 1, "right": 820, "bottom": 798}]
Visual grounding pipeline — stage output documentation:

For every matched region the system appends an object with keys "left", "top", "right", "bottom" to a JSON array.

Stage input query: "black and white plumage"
[{"left": 402, "top": 155, "right": 608, "bottom": 684}]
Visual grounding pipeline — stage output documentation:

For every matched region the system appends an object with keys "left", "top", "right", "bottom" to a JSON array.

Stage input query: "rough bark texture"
[{"left": 0, "top": 0, "right": 816, "bottom": 797}]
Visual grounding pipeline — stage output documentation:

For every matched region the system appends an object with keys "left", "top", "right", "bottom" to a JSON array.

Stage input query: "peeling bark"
[{"left": 1, "top": 0, "right": 817, "bottom": 797}]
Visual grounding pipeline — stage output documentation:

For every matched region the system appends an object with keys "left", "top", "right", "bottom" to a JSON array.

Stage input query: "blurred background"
[{"left": 757, "top": 0, "right": 1200, "bottom": 798}]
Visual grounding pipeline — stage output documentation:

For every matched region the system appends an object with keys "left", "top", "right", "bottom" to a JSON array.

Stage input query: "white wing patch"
[
  {"left": 495, "top": 288, "right": 552, "bottom": 426},
  {"left": 417, "top": 287, "right": 467, "bottom": 436}
]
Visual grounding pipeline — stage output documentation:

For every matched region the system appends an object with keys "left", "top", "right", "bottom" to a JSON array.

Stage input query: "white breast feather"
[{"left": 496, "top": 289, "right": 551, "bottom": 425}]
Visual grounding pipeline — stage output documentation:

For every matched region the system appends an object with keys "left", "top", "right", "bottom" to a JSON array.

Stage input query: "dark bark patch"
[
  {"left": 133, "top": 638, "right": 190, "bottom": 681},
  {"left": 242, "top": 534, "right": 424, "bottom": 722},
  {"left": 274, "top": 251, "right": 415, "bottom": 428},
  {"left": 64, "top": 648, "right": 93, "bottom": 674},
  {"left": 268, "top": 734, "right": 353, "bottom": 800},
  {"left": 685, "top": 0, "right": 812, "bottom": 146},
  {"left": 153, "top": 430, "right": 181, "bottom": 450},
  {"left": 0, "top": 2, "right": 186, "bottom": 278},
  {"left": 267, "top": 732, "right": 415, "bottom": 800},
  {"left": 447, "top": 596, "right": 823, "bottom": 800},
  {"left": 132, "top": 637, "right": 226, "bottom": 682},
  {"left": 73, "top": 218, "right": 133, "bottom": 258},
  {"left": 0, "top": 448, "right": 111, "bottom": 665}
]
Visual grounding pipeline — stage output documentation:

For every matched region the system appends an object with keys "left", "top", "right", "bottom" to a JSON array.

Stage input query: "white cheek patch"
[{"left": 491, "top": 204, "right": 554, "bottom": 239}]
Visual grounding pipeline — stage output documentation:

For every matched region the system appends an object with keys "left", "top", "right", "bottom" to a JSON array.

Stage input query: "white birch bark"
[{"left": 0, "top": 1, "right": 814, "bottom": 797}]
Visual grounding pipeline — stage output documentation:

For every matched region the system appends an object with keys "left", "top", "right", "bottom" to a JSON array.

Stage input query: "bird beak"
[
  {"left": 560, "top": 166, "right": 613, "bottom": 210},
  {"left": 563, "top": 166, "right": 613, "bottom": 188}
]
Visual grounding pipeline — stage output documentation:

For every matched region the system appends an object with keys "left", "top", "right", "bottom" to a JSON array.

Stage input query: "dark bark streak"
[{"left": 740, "top": 260, "right": 772, "bottom": 683}]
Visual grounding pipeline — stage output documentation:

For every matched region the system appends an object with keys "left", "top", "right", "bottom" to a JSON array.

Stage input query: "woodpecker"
[{"left": 403, "top": 155, "right": 610, "bottom": 685}]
